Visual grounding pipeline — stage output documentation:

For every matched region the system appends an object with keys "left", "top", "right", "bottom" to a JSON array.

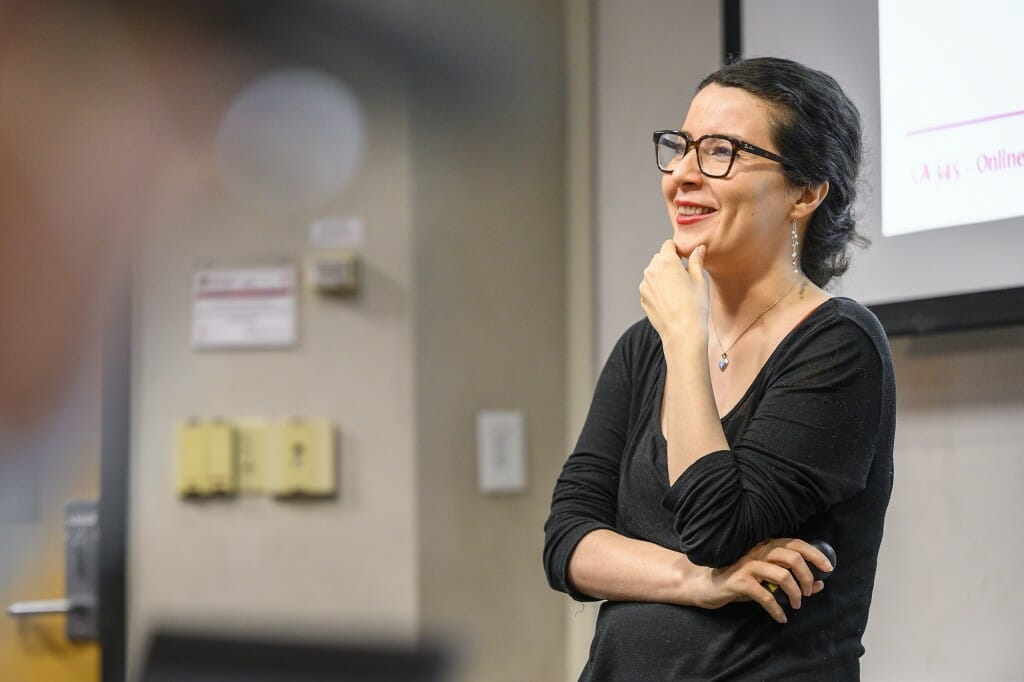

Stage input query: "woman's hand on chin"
[{"left": 639, "top": 240, "right": 709, "bottom": 351}]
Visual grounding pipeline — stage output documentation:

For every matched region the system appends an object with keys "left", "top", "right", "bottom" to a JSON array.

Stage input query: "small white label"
[
  {"left": 475, "top": 410, "right": 527, "bottom": 494},
  {"left": 310, "top": 216, "right": 365, "bottom": 250},
  {"left": 192, "top": 266, "right": 296, "bottom": 348}
]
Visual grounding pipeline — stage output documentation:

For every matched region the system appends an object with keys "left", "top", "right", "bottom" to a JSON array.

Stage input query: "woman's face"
[{"left": 662, "top": 84, "right": 799, "bottom": 274}]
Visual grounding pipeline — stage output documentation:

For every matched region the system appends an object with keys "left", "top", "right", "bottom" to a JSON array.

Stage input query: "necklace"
[{"left": 709, "top": 278, "right": 801, "bottom": 372}]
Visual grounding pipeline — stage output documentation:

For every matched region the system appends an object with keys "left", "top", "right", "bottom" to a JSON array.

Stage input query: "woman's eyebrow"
[{"left": 681, "top": 130, "right": 741, "bottom": 140}]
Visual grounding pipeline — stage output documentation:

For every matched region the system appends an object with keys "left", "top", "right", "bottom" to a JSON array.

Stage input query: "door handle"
[
  {"left": 7, "top": 596, "right": 96, "bottom": 617},
  {"left": 7, "top": 598, "right": 74, "bottom": 617},
  {"left": 5, "top": 501, "right": 99, "bottom": 641}
]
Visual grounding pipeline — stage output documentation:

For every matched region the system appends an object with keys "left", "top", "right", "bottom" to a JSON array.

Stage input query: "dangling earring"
[{"left": 791, "top": 219, "right": 800, "bottom": 274}]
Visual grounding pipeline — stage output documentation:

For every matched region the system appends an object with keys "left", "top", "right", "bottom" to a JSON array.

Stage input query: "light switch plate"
[
  {"left": 268, "top": 418, "right": 337, "bottom": 497},
  {"left": 475, "top": 410, "right": 527, "bottom": 494},
  {"left": 174, "top": 418, "right": 238, "bottom": 497},
  {"left": 236, "top": 420, "right": 270, "bottom": 493},
  {"left": 174, "top": 419, "right": 209, "bottom": 496},
  {"left": 204, "top": 419, "right": 238, "bottom": 494}
]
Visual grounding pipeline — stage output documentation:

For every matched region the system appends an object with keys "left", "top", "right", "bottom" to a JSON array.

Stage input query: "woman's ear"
[{"left": 790, "top": 181, "right": 829, "bottom": 221}]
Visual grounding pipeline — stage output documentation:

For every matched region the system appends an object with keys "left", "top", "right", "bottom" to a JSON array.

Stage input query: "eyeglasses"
[{"left": 652, "top": 130, "right": 793, "bottom": 178}]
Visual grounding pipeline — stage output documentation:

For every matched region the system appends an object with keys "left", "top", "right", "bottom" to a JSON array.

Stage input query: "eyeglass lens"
[{"left": 656, "top": 133, "right": 734, "bottom": 177}]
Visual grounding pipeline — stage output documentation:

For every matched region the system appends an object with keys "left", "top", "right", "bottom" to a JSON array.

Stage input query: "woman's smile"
[{"left": 675, "top": 200, "right": 717, "bottom": 225}]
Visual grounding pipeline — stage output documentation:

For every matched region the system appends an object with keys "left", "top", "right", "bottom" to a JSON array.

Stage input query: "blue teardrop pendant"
[{"left": 718, "top": 354, "right": 730, "bottom": 372}]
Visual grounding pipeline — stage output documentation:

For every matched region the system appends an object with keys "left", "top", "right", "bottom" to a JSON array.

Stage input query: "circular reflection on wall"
[{"left": 216, "top": 68, "right": 366, "bottom": 213}]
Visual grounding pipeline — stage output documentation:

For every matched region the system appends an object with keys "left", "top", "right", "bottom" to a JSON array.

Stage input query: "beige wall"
[
  {"left": 128, "top": 3, "right": 569, "bottom": 680},
  {"left": 129, "top": 53, "right": 420, "bottom": 676},
  {"left": 593, "top": 0, "right": 723, "bottom": 361},
  {"left": 412, "top": 3, "right": 567, "bottom": 680},
  {"left": 861, "top": 328, "right": 1024, "bottom": 680},
  {"left": 563, "top": 0, "right": 598, "bottom": 675}
]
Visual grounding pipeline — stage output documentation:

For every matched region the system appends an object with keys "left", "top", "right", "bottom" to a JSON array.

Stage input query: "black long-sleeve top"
[{"left": 543, "top": 297, "right": 895, "bottom": 680}]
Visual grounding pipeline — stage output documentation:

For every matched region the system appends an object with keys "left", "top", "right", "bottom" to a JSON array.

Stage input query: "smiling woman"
[{"left": 544, "top": 58, "right": 895, "bottom": 680}]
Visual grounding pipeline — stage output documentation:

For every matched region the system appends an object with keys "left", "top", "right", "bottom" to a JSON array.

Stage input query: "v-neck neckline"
[{"left": 655, "top": 297, "right": 839, "bottom": 442}]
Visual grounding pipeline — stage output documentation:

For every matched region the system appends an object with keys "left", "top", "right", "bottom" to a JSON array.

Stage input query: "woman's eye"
[{"left": 707, "top": 142, "right": 733, "bottom": 158}]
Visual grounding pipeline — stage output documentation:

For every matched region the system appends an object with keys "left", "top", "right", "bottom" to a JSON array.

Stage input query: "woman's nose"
[{"left": 671, "top": 149, "right": 703, "bottom": 185}]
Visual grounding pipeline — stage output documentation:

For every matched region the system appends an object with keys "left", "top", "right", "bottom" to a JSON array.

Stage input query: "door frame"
[{"left": 98, "top": 266, "right": 130, "bottom": 682}]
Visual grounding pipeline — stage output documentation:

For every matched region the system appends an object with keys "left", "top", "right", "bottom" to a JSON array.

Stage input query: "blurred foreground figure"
[
  {"left": 1, "top": 3, "right": 470, "bottom": 678},
  {"left": 0, "top": 1, "right": 214, "bottom": 434},
  {"left": 0, "top": 0, "right": 495, "bottom": 435},
  {"left": 0, "top": 4, "right": 255, "bottom": 677}
]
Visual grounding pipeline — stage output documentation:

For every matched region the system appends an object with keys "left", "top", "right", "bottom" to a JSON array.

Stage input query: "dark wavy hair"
[{"left": 698, "top": 57, "right": 868, "bottom": 288}]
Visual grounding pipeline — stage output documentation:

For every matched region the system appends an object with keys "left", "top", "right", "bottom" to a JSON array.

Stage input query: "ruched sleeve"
[
  {"left": 542, "top": 322, "right": 648, "bottom": 600},
  {"left": 661, "top": 309, "right": 891, "bottom": 567}
]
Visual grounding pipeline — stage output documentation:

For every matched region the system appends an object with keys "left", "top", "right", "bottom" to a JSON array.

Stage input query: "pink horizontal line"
[
  {"left": 907, "top": 109, "right": 1024, "bottom": 136},
  {"left": 196, "top": 288, "right": 292, "bottom": 299}
]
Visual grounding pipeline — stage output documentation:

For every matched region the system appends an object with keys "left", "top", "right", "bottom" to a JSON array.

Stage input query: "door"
[
  {"left": 0, "top": 278, "right": 130, "bottom": 682},
  {"left": 0, "top": 344, "right": 102, "bottom": 681}
]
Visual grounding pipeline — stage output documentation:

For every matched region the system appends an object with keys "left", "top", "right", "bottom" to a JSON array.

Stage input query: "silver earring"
[{"left": 791, "top": 220, "right": 799, "bottom": 274}]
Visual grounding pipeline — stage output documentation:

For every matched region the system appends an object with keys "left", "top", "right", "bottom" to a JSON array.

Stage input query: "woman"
[{"left": 543, "top": 57, "right": 895, "bottom": 680}]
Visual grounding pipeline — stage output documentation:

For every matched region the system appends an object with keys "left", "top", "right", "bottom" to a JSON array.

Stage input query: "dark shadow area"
[{"left": 140, "top": 630, "right": 452, "bottom": 682}]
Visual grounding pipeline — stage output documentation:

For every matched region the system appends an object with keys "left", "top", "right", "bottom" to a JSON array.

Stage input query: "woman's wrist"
[
  {"left": 660, "top": 329, "right": 708, "bottom": 364},
  {"left": 685, "top": 566, "right": 721, "bottom": 609},
  {"left": 671, "top": 559, "right": 712, "bottom": 607}
]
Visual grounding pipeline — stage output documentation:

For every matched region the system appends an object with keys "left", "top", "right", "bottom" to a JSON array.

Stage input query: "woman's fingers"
[
  {"left": 798, "top": 539, "right": 834, "bottom": 574},
  {"left": 686, "top": 244, "right": 707, "bottom": 285},
  {"left": 766, "top": 546, "right": 815, "bottom": 596},
  {"left": 741, "top": 573, "right": 788, "bottom": 624},
  {"left": 754, "top": 539, "right": 833, "bottom": 608},
  {"left": 757, "top": 562, "right": 803, "bottom": 610},
  {"left": 781, "top": 539, "right": 834, "bottom": 579},
  {"left": 714, "top": 538, "right": 834, "bottom": 624},
  {"left": 684, "top": 244, "right": 708, "bottom": 288},
  {"left": 639, "top": 242, "right": 706, "bottom": 336}
]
